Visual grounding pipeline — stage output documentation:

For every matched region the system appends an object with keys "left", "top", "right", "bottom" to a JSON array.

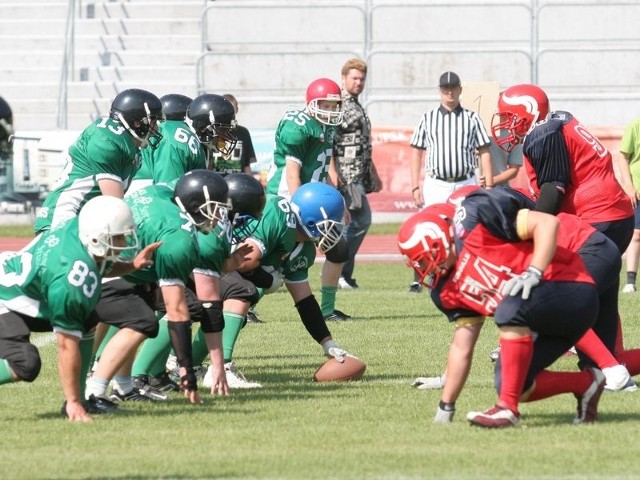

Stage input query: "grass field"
[{"left": 1, "top": 261, "right": 640, "bottom": 479}]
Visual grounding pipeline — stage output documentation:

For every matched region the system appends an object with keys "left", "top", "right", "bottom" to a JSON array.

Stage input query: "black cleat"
[
  {"left": 323, "top": 309, "right": 352, "bottom": 321},
  {"left": 134, "top": 373, "right": 180, "bottom": 393},
  {"left": 60, "top": 394, "right": 119, "bottom": 418}
]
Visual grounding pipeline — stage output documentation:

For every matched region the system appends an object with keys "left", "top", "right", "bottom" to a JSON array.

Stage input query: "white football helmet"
[{"left": 78, "top": 196, "right": 139, "bottom": 262}]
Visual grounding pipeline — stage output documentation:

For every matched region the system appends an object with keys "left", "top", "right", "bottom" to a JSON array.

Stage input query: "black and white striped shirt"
[{"left": 410, "top": 105, "right": 491, "bottom": 179}]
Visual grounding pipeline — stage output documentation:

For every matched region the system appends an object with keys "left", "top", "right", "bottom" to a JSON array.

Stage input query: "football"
[{"left": 313, "top": 355, "right": 367, "bottom": 382}]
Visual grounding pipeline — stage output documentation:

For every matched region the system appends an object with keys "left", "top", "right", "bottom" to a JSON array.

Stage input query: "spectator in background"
[
  {"left": 331, "top": 58, "right": 382, "bottom": 289},
  {"left": 488, "top": 130, "right": 523, "bottom": 186},
  {"left": 0, "top": 96, "right": 13, "bottom": 162},
  {"left": 208, "top": 93, "right": 256, "bottom": 175},
  {"left": 408, "top": 71, "right": 493, "bottom": 293},
  {"left": 620, "top": 117, "right": 640, "bottom": 293}
]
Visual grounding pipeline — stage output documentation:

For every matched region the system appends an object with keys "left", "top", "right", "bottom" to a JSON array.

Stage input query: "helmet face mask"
[
  {"left": 290, "top": 183, "right": 345, "bottom": 253},
  {"left": 110, "top": 89, "right": 164, "bottom": 149},
  {"left": 397, "top": 206, "right": 454, "bottom": 289},
  {"left": 305, "top": 78, "right": 343, "bottom": 126},
  {"left": 174, "top": 169, "right": 230, "bottom": 235},
  {"left": 186, "top": 94, "right": 238, "bottom": 156},
  {"left": 491, "top": 84, "right": 549, "bottom": 153},
  {"left": 78, "top": 196, "right": 140, "bottom": 265}
]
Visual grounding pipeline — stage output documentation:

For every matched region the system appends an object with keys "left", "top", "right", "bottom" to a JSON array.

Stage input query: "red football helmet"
[
  {"left": 491, "top": 84, "right": 549, "bottom": 152},
  {"left": 397, "top": 204, "right": 455, "bottom": 289},
  {"left": 305, "top": 78, "right": 343, "bottom": 126}
]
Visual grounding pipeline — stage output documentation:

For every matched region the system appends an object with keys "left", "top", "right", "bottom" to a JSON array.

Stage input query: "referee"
[{"left": 407, "top": 71, "right": 493, "bottom": 293}]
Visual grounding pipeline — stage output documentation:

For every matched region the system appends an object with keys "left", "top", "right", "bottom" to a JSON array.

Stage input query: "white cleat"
[
  {"left": 204, "top": 362, "right": 263, "bottom": 389},
  {"left": 603, "top": 364, "right": 631, "bottom": 391},
  {"left": 622, "top": 284, "right": 636, "bottom": 293}
]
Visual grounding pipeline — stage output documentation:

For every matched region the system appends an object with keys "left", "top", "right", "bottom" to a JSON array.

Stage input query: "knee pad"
[
  {"left": 10, "top": 343, "right": 42, "bottom": 382},
  {"left": 325, "top": 237, "right": 349, "bottom": 263}
]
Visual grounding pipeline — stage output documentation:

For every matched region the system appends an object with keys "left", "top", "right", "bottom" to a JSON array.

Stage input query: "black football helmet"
[
  {"left": 110, "top": 88, "right": 164, "bottom": 149},
  {"left": 225, "top": 173, "right": 266, "bottom": 244},
  {"left": 160, "top": 94, "right": 193, "bottom": 121},
  {"left": 174, "top": 169, "right": 230, "bottom": 234},
  {"left": 186, "top": 94, "right": 238, "bottom": 156}
]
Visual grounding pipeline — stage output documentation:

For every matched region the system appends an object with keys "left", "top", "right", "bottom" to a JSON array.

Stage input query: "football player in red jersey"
[
  {"left": 398, "top": 188, "right": 612, "bottom": 428},
  {"left": 493, "top": 84, "right": 636, "bottom": 388}
]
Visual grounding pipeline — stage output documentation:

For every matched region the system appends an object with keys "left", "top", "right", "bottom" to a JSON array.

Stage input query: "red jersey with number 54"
[{"left": 523, "top": 111, "right": 632, "bottom": 223}]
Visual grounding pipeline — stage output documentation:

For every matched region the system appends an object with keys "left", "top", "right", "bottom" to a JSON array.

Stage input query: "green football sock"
[
  {"left": 192, "top": 328, "right": 209, "bottom": 367},
  {"left": 320, "top": 286, "right": 337, "bottom": 317},
  {"left": 0, "top": 359, "right": 14, "bottom": 385},
  {"left": 131, "top": 318, "right": 171, "bottom": 377},
  {"left": 79, "top": 331, "right": 95, "bottom": 398},
  {"left": 222, "top": 312, "right": 246, "bottom": 363}
]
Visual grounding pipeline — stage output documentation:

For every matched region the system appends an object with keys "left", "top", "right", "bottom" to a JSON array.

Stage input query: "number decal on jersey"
[
  {"left": 67, "top": 260, "right": 99, "bottom": 298},
  {"left": 276, "top": 198, "right": 298, "bottom": 229},
  {"left": 574, "top": 123, "right": 607, "bottom": 158},
  {"left": 0, "top": 251, "right": 33, "bottom": 287},
  {"left": 178, "top": 212, "right": 197, "bottom": 235},
  {"left": 173, "top": 128, "right": 200, "bottom": 155},
  {"left": 50, "top": 156, "right": 75, "bottom": 191},
  {"left": 96, "top": 117, "right": 126, "bottom": 135},
  {"left": 283, "top": 110, "right": 312, "bottom": 127},
  {"left": 310, "top": 147, "right": 333, "bottom": 182},
  {"left": 457, "top": 254, "right": 513, "bottom": 314}
]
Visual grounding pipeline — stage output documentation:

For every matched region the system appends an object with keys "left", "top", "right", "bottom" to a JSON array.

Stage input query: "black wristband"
[
  {"left": 439, "top": 400, "right": 456, "bottom": 412},
  {"left": 167, "top": 320, "right": 194, "bottom": 372}
]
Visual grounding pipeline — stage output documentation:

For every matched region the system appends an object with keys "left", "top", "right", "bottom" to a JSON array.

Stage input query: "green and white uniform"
[
  {"left": 248, "top": 194, "right": 316, "bottom": 282},
  {"left": 128, "top": 120, "right": 206, "bottom": 194},
  {"left": 0, "top": 218, "right": 101, "bottom": 336},
  {"left": 195, "top": 225, "right": 232, "bottom": 278},
  {"left": 123, "top": 184, "right": 200, "bottom": 287},
  {"left": 34, "top": 117, "right": 141, "bottom": 234},
  {"left": 266, "top": 109, "right": 338, "bottom": 197}
]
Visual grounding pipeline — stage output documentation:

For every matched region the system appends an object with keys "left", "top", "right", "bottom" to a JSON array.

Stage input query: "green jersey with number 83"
[{"left": 0, "top": 218, "right": 102, "bottom": 336}]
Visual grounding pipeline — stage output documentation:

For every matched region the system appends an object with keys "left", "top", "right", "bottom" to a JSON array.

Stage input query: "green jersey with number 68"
[
  {"left": 266, "top": 109, "right": 338, "bottom": 198},
  {"left": 129, "top": 120, "right": 206, "bottom": 193},
  {"left": 247, "top": 194, "right": 317, "bottom": 282},
  {"left": 34, "top": 117, "right": 141, "bottom": 234},
  {"left": 0, "top": 218, "right": 102, "bottom": 336},
  {"left": 123, "top": 184, "right": 200, "bottom": 286}
]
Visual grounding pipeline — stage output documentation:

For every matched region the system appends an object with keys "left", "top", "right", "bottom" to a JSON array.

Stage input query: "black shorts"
[
  {"left": 94, "top": 279, "right": 159, "bottom": 338},
  {"left": 219, "top": 271, "right": 261, "bottom": 304}
]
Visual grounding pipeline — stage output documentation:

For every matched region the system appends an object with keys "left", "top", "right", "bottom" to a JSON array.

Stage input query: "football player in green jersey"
[
  {"left": 202, "top": 182, "right": 360, "bottom": 389},
  {"left": 85, "top": 170, "right": 231, "bottom": 406},
  {"left": 0, "top": 196, "right": 158, "bottom": 422},
  {"left": 128, "top": 93, "right": 238, "bottom": 194},
  {"left": 34, "top": 88, "right": 163, "bottom": 234},
  {"left": 265, "top": 78, "right": 352, "bottom": 322},
  {"left": 131, "top": 173, "right": 265, "bottom": 395}
]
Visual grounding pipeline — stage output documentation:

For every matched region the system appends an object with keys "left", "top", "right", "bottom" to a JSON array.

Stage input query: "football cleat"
[
  {"left": 574, "top": 368, "right": 605, "bottom": 424},
  {"left": 602, "top": 364, "right": 631, "bottom": 391},
  {"left": 110, "top": 386, "right": 168, "bottom": 402},
  {"left": 133, "top": 373, "right": 180, "bottom": 393},
  {"left": 408, "top": 282, "right": 423, "bottom": 294},
  {"left": 323, "top": 309, "right": 352, "bottom": 321},
  {"left": 622, "top": 284, "right": 636, "bottom": 293},
  {"left": 61, "top": 394, "right": 119, "bottom": 417},
  {"left": 223, "top": 362, "right": 262, "bottom": 389},
  {"left": 467, "top": 405, "right": 521, "bottom": 428},
  {"left": 338, "top": 277, "right": 359, "bottom": 289},
  {"left": 246, "top": 308, "right": 264, "bottom": 324},
  {"left": 489, "top": 346, "right": 501, "bottom": 362}
]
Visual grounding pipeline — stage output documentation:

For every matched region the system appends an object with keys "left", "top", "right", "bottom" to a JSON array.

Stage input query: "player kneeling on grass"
[
  {"left": 0, "top": 196, "right": 158, "bottom": 422},
  {"left": 398, "top": 187, "right": 608, "bottom": 428}
]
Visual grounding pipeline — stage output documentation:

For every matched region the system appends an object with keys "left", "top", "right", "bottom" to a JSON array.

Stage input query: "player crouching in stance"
[
  {"left": 397, "top": 188, "right": 608, "bottom": 428},
  {"left": 0, "top": 196, "right": 158, "bottom": 422}
]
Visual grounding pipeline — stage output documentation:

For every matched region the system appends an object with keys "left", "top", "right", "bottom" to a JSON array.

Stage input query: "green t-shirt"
[
  {"left": 123, "top": 184, "right": 200, "bottom": 286},
  {"left": 620, "top": 118, "right": 640, "bottom": 190},
  {"left": 130, "top": 120, "right": 206, "bottom": 192},
  {"left": 266, "top": 109, "right": 338, "bottom": 197},
  {"left": 0, "top": 217, "right": 102, "bottom": 335},
  {"left": 34, "top": 117, "right": 140, "bottom": 233}
]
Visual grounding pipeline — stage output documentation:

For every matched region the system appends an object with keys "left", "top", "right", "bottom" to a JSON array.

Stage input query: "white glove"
[
  {"left": 433, "top": 405, "right": 455, "bottom": 423},
  {"left": 412, "top": 373, "right": 446, "bottom": 390},
  {"left": 262, "top": 265, "right": 283, "bottom": 294},
  {"left": 502, "top": 266, "right": 542, "bottom": 300},
  {"left": 322, "top": 339, "right": 347, "bottom": 363}
]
